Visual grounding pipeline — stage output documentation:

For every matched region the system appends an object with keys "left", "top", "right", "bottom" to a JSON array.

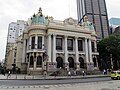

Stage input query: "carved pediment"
[{"left": 64, "top": 17, "right": 77, "bottom": 25}]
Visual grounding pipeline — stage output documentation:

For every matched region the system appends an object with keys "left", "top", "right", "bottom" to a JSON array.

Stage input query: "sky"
[{"left": 0, "top": 0, "right": 120, "bottom": 61}]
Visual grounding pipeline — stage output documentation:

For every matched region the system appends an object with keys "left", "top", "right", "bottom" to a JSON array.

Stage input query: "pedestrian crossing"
[
  {"left": 0, "top": 83, "right": 92, "bottom": 89},
  {"left": 0, "top": 84, "right": 78, "bottom": 89},
  {"left": 0, "top": 81, "right": 119, "bottom": 90}
]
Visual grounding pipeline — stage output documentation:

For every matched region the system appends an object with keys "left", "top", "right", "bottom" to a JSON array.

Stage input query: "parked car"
[{"left": 111, "top": 70, "right": 120, "bottom": 80}]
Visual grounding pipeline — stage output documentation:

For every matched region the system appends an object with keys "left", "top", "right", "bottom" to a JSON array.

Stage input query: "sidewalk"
[{"left": 0, "top": 74, "right": 110, "bottom": 80}]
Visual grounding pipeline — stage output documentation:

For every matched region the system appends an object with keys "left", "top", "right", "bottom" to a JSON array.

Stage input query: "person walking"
[
  {"left": 7, "top": 71, "right": 11, "bottom": 79},
  {"left": 68, "top": 71, "right": 71, "bottom": 77},
  {"left": 82, "top": 70, "right": 85, "bottom": 76}
]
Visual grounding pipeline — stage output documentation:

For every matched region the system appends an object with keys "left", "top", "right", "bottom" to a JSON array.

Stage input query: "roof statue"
[
  {"left": 83, "top": 16, "right": 95, "bottom": 30},
  {"left": 31, "top": 7, "right": 49, "bottom": 25}
]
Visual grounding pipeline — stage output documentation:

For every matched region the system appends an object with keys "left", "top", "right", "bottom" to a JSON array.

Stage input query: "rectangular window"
[
  {"left": 31, "top": 37, "right": 35, "bottom": 49},
  {"left": 56, "top": 38, "right": 62, "bottom": 50},
  {"left": 14, "top": 52, "right": 16, "bottom": 57},
  {"left": 99, "top": 0, "right": 106, "bottom": 15},
  {"left": 85, "top": 0, "right": 93, "bottom": 13},
  {"left": 92, "top": 0, "right": 99, "bottom": 14},
  {"left": 67, "top": 39, "right": 73, "bottom": 50},
  {"left": 37, "top": 37, "right": 42, "bottom": 49},
  {"left": 91, "top": 42, "right": 95, "bottom": 52},
  {"left": 94, "top": 15, "right": 102, "bottom": 38},
  {"left": 14, "top": 59, "right": 16, "bottom": 63},
  {"left": 78, "top": 40, "right": 83, "bottom": 51}
]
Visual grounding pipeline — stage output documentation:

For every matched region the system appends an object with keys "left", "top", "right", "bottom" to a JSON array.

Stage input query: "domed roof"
[{"left": 31, "top": 8, "right": 49, "bottom": 25}]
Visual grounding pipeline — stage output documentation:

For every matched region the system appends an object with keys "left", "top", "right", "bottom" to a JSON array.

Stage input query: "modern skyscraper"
[
  {"left": 5, "top": 20, "right": 27, "bottom": 66},
  {"left": 77, "top": 0, "right": 109, "bottom": 39},
  {"left": 7, "top": 20, "right": 27, "bottom": 43}
]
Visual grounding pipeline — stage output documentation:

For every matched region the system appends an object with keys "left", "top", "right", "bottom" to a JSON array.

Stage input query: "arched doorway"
[
  {"left": 30, "top": 56, "right": 34, "bottom": 67},
  {"left": 79, "top": 57, "right": 84, "bottom": 68},
  {"left": 93, "top": 57, "right": 97, "bottom": 67},
  {"left": 37, "top": 56, "right": 42, "bottom": 67},
  {"left": 56, "top": 57, "right": 63, "bottom": 68},
  {"left": 68, "top": 57, "right": 74, "bottom": 68}
]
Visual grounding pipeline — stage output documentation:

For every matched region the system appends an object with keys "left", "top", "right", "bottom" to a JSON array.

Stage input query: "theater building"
[{"left": 6, "top": 8, "right": 99, "bottom": 74}]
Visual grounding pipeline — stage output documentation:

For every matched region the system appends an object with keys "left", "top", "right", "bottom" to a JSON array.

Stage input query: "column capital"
[
  {"left": 75, "top": 36, "right": 79, "bottom": 39},
  {"left": 52, "top": 34, "right": 56, "bottom": 36},
  {"left": 64, "top": 35, "right": 68, "bottom": 38}
]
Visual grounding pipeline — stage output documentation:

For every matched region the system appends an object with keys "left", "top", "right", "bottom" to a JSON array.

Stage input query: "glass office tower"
[{"left": 77, "top": 0, "right": 109, "bottom": 39}]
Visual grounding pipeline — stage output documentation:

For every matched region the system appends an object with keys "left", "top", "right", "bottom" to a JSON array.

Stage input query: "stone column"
[
  {"left": 64, "top": 36, "right": 68, "bottom": 69},
  {"left": 94, "top": 41, "right": 97, "bottom": 52},
  {"left": 42, "top": 36, "right": 44, "bottom": 49},
  {"left": 47, "top": 34, "right": 51, "bottom": 62},
  {"left": 85, "top": 38, "right": 89, "bottom": 63},
  {"left": 22, "top": 39, "right": 26, "bottom": 63},
  {"left": 52, "top": 34, "right": 56, "bottom": 62},
  {"left": 75, "top": 37, "right": 79, "bottom": 62},
  {"left": 88, "top": 39, "right": 92, "bottom": 63},
  {"left": 27, "top": 54, "right": 30, "bottom": 72},
  {"left": 29, "top": 37, "right": 31, "bottom": 50},
  {"left": 34, "top": 57, "right": 36, "bottom": 70},
  {"left": 75, "top": 37, "right": 79, "bottom": 69},
  {"left": 35, "top": 35, "right": 38, "bottom": 49}
]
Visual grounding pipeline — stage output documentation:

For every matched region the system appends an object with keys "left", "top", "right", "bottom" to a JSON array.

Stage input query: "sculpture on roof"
[
  {"left": 31, "top": 7, "right": 50, "bottom": 25},
  {"left": 83, "top": 16, "right": 95, "bottom": 30}
]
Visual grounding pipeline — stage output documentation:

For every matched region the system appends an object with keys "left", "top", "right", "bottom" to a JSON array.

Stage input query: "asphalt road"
[{"left": 0, "top": 77, "right": 111, "bottom": 86}]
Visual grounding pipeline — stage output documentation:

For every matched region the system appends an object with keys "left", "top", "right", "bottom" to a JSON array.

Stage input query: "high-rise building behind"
[
  {"left": 77, "top": 0, "right": 109, "bottom": 39},
  {"left": 109, "top": 18, "right": 120, "bottom": 26},
  {"left": 7, "top": 20, "right": 27, "bottom": 43},
  {"left": 5, "top": 20, "right": 28, "bottom": 66}
]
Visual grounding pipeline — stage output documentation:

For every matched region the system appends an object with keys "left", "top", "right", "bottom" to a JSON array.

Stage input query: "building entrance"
[
  {"left": 56, "top": 57, "right": 63, "bottom": 68},
  {"left": 68, "top": 57, "right": 74, "bottom": 69}
]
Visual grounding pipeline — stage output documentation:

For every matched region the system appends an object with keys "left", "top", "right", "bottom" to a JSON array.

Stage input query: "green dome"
[{"left": 31, "top": 8, "right": 49, "bottom": 25}]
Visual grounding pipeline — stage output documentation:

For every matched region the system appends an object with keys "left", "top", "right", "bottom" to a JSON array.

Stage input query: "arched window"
[
  {"left": 30, "top": 56, "right": 34, "bottom": 67},
  {"left": 56, "top": 57, "right": 63, "bottom": 68},
  {"left": 79, "top": 57, "right": 84, "bottom": 68},
  {"left": 68, "top": 57, "right": 74, "bottom": 68},
  {"left": 37, "top": 56, "right": 42, "bottom": 67}
]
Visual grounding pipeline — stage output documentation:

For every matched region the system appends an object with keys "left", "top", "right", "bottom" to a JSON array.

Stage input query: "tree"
[{"left": 97, "top": 34, "right": 120, "bottom": 70}]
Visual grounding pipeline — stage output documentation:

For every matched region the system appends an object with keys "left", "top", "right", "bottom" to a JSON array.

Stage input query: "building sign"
[{"left": 87, "top": 63, "right": 94, "bottom": 71}]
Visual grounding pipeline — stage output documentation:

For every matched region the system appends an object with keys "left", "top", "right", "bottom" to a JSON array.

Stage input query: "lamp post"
[
  {"left": 16, "top": 67, "right": 18, "bottom": 79},
  {"left": 43, "top": 50, "right": 48, "bottom": 79},
  {"left": 110, "top": 54, "right": 113, "bottom": 70}
]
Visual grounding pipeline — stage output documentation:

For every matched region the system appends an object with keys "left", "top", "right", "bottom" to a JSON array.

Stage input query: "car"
[{"left": 111, "top": 70, "right": 120, "bottom": 80}]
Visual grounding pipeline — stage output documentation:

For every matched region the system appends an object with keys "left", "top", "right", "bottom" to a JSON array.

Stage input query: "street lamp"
[
  {"left": 15, "top": 66, "right": 18, "bottom": 79},
  {"left": 110, "top": 54, "right": 113, "bottom": 70},
  {"left": 12, "top": 63, "right": 16, "bottom": 74},
  {"left": 43, "top": 50, "right": 48, "bottom": 79}
]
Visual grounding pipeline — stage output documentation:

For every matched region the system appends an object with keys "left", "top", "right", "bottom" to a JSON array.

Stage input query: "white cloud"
[{"left": 106, "top": 0, "right": 120, "bottom": 18}]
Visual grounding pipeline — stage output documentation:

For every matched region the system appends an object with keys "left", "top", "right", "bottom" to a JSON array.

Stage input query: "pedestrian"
[
  {"left": 103, "top": 69, "right": 106, "bottom": 75},
  {"left": 54, "top": 72, "right": 57, "bottom": 77},
  {"left": 68, "top": 71, "right": 71, "bottom": 77},
  {"left": 74, "top": 70, "right": 76, "bottom": 76},
  {"left": 7, "top": 71, "right": 11, "bottom": 79},
  {"left": 82, "top": 70, "right": 85, "bottom": 76},
  {"left": 3, "top": 69, "right": 5, "bottom": 76}
]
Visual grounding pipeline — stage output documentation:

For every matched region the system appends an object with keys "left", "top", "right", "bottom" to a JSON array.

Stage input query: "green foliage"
[{"left": 97, "top": 34, "right": 120, "bottom": 70}]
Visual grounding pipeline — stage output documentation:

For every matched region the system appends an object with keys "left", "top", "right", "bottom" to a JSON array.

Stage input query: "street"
[
  {"left": 0, "top": 77, "right": 111, "bottom": 86},
  {"left": 0, "top": 77, "right": 120, "bottom": 90}
]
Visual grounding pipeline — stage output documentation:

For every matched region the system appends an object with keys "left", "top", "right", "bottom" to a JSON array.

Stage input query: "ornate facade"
[{"left": 6, "top": 8, "right": 99, "bottom": 74}]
